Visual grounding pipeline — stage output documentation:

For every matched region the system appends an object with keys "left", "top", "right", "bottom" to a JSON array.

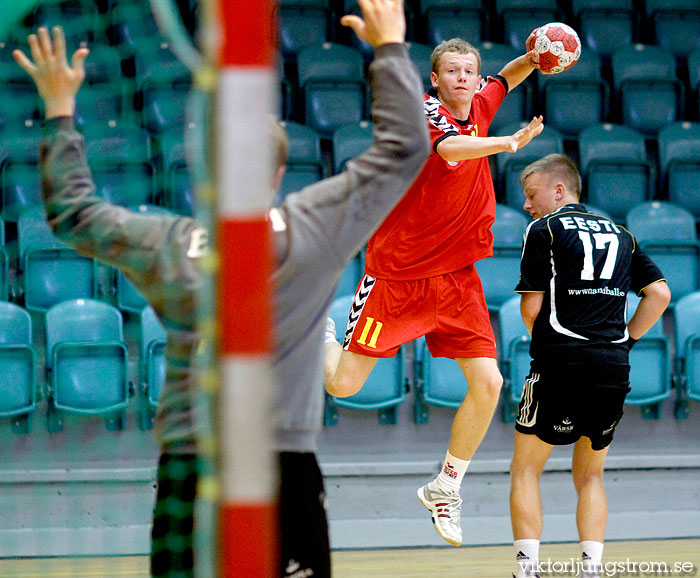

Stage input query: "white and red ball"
[{"left": 526, "top": 22, "right": 581, "bottom": 74}]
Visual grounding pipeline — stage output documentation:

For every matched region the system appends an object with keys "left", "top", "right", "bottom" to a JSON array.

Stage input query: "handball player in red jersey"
[{"left": 325, "top": 37, "right": 544, "bottom": 546}]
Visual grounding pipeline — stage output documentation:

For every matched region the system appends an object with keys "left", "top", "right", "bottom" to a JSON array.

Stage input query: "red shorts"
[{"left": 342, "top": 265, "right": 496, "bottom": 359}]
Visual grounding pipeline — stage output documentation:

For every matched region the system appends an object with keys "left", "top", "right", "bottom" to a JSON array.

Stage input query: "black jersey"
[{"left": 515, "top": 204, "right": 665, "bottom": 365}]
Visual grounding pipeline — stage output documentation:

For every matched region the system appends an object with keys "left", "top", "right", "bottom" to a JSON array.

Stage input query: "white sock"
[
  {"left": 581, "top": 540, "right": 604, "bottom": 577},
  {"left": 436, "top": 451, "right": 470, "bottom": 494},
  {"left": 514, "top": 539, "right": 540, "bottom": 578}
]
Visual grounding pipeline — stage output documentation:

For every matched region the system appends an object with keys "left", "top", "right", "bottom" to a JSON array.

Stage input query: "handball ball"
[{"left": 526, "top": 22, "right": 581, "bottom": 74}]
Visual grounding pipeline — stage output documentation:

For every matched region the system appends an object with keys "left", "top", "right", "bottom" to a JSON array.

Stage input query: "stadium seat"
[
  {"left": 657, "top": 122, "right": 700, "bottom": 222},
  {"left": 572, "top": 0, "right": 637, "bottom": 60},
  {"left": 577, "top": 123, "right": 651, "bottom": 223},
  {"left": 646, "top": 0, "right": 700, "bottom": 62},
  {"left": 414, "top": 336, "right": 467, "bottom": 424},
  {"left": 137, "top": 305, "right": 167, "bottom": 430},
  {"left": 626, "top": 201, "right": 700, "bottom": 304},
  {"left": 475, "top": 204, "right": 529, "bottom": 311},
  {"left": 421, "top": 0, "right": 485, "bottom": 47},
  {"left": 495, "top": 122, "right": 564, "bottom": 211},
  {"left": 0, "top": 215, "right": 7, "bottom": 301},
  {"left": 688, "top": 48, "right": 700, "bottom": 119},
  {"left": 332, "top": 120, "right": 373, "bottom": 174},
  {"left": 406, "top": 42, "right": 433, "bottom": 93},
  {"left": 157, "top": 127, "right": 196, "bottom": 216},
  {"left": 278, "top": 0, "right": 329, "bottom": 59},
  {"left": 333, "top": 251, "right": 364, "bottom": 301},
  {"left": 17, "top": 209, "right": 99, "bottom": 312},
  {"left": 83, "top": 121, "right": 156, "bottom": 206},
  {"left": 141, "top": 81, "right": 191, "bottom": 136},
  {"left": 45, "top": 299, "right": 129, "bottom": 432},
  {"left": 673, "top": 292, "right": 700, "bottom": 417},
  {"left": 0, "top": 82, "right": 39, "bottom": 131},
  {"left": 625, "top": 292, "right": 672, "bottom": 418},
  {"left": 109, "top": 1, "right": 164, "bottom": 57},
  {"left": 133, "top": 42, "right": 191, "bottom": 96},
  {"left": 537, "top": 50, "right": 609, "bottom": 137},
  {"left": 478, "top": 43, "right": 532, "bottom": 133},
  {"left": 496, "top": 0, "right": 561, "bottom": 52},
  {"left": 0, "top": 302, "right": 37, "bottom": 434},
  {"left": 497, "top": 294, "right": 531, "bottom": 422},
  {"left": 296, "top": 43, "right": 367, "bottom": 137},
  {"left": 611, "top": 44, "right": 683, "bottom": 137},
  {"left": 324, "top": 294, "right": 406, "bottom": 425},
  {"left": 0, "top": 159, "right": 42, "bottom": 223},
  {"left": 276, "top": 120, "right": 326, "bottom": 202}
]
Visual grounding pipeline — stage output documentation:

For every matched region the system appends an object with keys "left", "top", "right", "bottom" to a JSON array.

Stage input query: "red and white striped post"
[{"left": 214, "top": 1, "right": 278, "bottom": 577}]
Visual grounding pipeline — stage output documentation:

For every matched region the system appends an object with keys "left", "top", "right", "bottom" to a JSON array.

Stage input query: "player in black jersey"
[{"left": 508, "top": 154, "right": 671, "bottom": 578}]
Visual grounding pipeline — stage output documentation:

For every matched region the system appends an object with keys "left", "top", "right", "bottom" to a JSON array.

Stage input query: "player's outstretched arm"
[
  {"left": 436, "top": 115, "right": 544, "bottom": 161},
  {"left": 13, "top": 26, "right": 89, "bottom": 119},
  {"left": 340, "top": 0, "right": 405, "bottom": 47}
]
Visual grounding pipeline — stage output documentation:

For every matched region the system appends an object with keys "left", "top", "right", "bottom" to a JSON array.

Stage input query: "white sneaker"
[
  {"left": 324, "top": 317, "right": 337, "bottom": 343},
  {"left": 417, "top": 479, "right": 463, "bottom": 546}
]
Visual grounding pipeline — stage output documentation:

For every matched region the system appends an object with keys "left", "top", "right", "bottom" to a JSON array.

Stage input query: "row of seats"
[
  {"left": 0, "top": 298, "right": 165, "bottom": 434},
  {"left": 280, "top": 39, "right": 700, "bottom": 137},
  {"left": 326, "top": 290, "right": 700, "bottom": 426},
  {"left": 0, "top": 121, "right": 195, "bottom": 221},
  {"left": 279, "top": 0, "right": 700, "bottom": 62},
  {"left": 279, "top": 119, "right": 700, "bottom": 226}
]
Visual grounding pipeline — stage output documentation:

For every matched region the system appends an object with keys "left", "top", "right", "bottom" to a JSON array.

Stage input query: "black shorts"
[{"left": 514, "top": 364, "right": 631, "bottom": 450}]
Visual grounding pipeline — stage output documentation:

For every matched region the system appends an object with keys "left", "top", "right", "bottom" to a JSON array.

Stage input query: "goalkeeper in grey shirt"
[{"left": 14, "top": 0, "right": 429, "bottom": 575}]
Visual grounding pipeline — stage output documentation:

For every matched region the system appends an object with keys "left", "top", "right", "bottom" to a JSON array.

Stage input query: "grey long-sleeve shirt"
[{"left": 39, "top": 42, "right": 428, "bottom": 454}]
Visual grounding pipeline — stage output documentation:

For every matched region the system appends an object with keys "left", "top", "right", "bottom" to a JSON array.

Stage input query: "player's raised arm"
[
  {"left": 13, "top": 26, "right": 89, "bottom": 118},
  {"left": 498, "top": 51, "right": 538, "bottom": 92}
]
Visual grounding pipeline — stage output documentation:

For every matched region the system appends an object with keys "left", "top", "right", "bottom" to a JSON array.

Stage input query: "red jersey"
[{"left": 364, "top": 76, "right": 507, "bottom": 281}]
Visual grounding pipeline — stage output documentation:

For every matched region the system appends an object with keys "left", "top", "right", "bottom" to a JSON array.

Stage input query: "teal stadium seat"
[
  {"left": 406, "top": 42, "right": 433, "bottom": 93},
  {"left": 324, "top": 294, "right": 406, "bottom": 425},
  {"left": 332, "top": 120, "right": 373, "bottom": 174},
  {"left": 688, "top": 48, "right": 700, "bottom": 119},
  {"left": 0, "top": 215, "right": 7, "bottom": 300},
  {"left": 109, "top": 1, "right": 164, "bottom": 57},
  {"left": 278, "top": 0, "right": 329, "bottom": 60},
  {"left": 626, "top": 201, "right": 700, "bottom": 305},
  {"left": 625, "top": 293, "right": 672, "bottom": 418},
  {"left": 45, "top": 299, "right": 129, "bottom": 432},
  {"left": 673, "top": 292, "right": 700, "bottom": 417},
  {"left": 537, "top": 50, "right": 609, "bottom": 137},
  {"left": 138, "top": 305, "right": 167, "bottom": 430},
  {"left": 498, "top": 295, "right": 531, "bottom": 422},
  {"left": 0, "top": 302, "right": 37, "bottom": 434},
  {"left": 343, "top": 1, "right": 416, "bottom": 60},
  {"left": 413, "top": 336, "right": 467, "bottom": 424},
  {"left": 276, "top": 121, "right": 326, "bottom": 202},
  {"left": 32, "top": 0, "right": 101, "bottom": 48},
  {"left": 421, "top": 0, "right": 485, "bottom": 48},
  {"left": 475, "top": 204, "right": 529, "bottom": 311},
  {"left": 578, "top": 123, "right": 651, "bottom": 223},
  {"left": 657, "top": 122, "right": 700, "bottom": 222},
  {"left": 495, "top": 122, "right": 564, "bottom": 212},
  {"left": 572, "top": 0, "right": 637, "bottom": 60},
  {"left": 646, "top": 0, "right": 700, "bottom": 62},
  {"left": 333, "top": 250, "right": 364, "bottom": 301},
  {"left": 297, "top": 43, "right": 367, "bottom": 137},
  {"left": 611, "top": 44, "right": 683, "bottom": 137},
  {"left": 158, "top": 126, "right": 196, "bottom": 216},
  {"left": 496, "top": 0, "right": 561, "bottom": 52},
  {"left": 18, "top": 208, "right": 99, "bottom": 312}
]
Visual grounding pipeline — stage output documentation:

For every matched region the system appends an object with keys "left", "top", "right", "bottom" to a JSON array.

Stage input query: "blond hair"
[
  {"left": 519, "top": 154, "right": 582, "bottom": 200},
  {"left": 431, "top": 38, "right": 481, "bottom": 74}
]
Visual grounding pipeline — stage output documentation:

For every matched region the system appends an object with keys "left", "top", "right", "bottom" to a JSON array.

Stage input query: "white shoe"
[
  {"left": 417, "top": 479, "right": 462, "bottom": 546},
  {"left": 324, "top": 317, "right": 337, "bottom": 343}
]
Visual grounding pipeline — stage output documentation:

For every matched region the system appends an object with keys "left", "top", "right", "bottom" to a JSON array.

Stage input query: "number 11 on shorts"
[{"left": 357, "top": 317, "right": 383, "bottom": 349}]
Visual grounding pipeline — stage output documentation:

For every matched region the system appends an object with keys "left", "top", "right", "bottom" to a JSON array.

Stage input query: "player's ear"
[{"left": 430, "top": 71, "right": 438, "bottom": 88}]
